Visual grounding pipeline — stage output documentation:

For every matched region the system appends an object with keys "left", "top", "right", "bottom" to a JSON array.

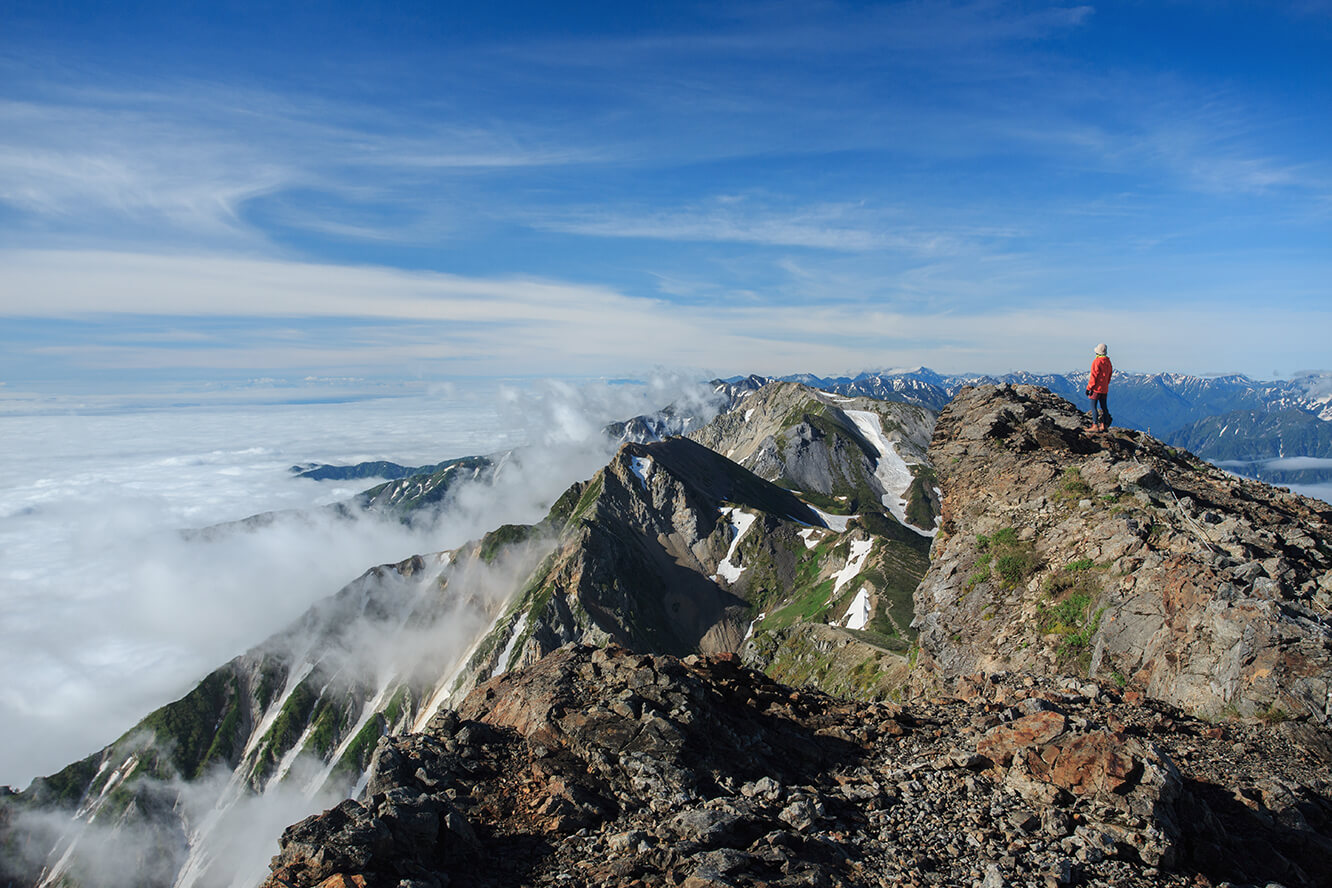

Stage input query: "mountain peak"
[{"left": 916, "top": 383, "right": 1332, "bottom": 723}]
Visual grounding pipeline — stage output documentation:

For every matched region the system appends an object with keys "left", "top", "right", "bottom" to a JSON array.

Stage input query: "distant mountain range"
[
  {"left": 764, "top": 368, "right": 1332, "bottom": 484},
  {"left": 291, "top": 368, "right": 1332, "bottom": 493},
  {"left": 284, "top": 369, "right": 1332, "bottom": 494}
]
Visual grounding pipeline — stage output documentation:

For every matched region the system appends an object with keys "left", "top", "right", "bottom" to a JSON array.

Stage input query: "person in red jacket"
[{"left": 1086, "top": 343, "right": 1113, "bottom": 432}]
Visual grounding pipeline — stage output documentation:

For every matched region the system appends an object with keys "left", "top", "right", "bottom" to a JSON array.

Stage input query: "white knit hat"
[{"left": 1094, "top": 343, "right": 1108, "bottom": 355}]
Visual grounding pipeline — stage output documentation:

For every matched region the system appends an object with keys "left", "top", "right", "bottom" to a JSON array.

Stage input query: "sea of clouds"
[{"left": 0, "top": 375, "right": 716, "bottom": 791}]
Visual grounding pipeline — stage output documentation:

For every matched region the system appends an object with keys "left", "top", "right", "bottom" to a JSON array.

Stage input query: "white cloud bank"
[
  {"left": 0, "top": 375, "right": 715, "bottom": 789},
  {"left": 0, "top": 396, "right": 493, "bottom": 788},
  {"left": 5, "top": 247, "right": 1332, "bottom": 381}
]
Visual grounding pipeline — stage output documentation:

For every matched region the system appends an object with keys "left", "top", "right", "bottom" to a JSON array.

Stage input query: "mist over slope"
[{"left": 0, "top": 376, "right": 726, "bottom": 790}]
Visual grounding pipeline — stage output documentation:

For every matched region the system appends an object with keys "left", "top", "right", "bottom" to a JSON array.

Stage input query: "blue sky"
[{"left": 2, "top": 0, "right": 1330, "bottom": 392}]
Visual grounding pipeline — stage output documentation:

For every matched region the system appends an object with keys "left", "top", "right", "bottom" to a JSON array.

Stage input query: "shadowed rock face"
[
  {"left": 484, "top": 436, "right": 825, "bottom": 667},
  {"left": 915, "top": 384, "right": 1332, "bottom": 724},
  {"left": 260, "top": 644, "right": 1332, "bottom": 888}
]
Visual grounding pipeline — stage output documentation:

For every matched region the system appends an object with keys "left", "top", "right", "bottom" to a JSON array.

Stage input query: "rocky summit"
[
  {"left": 915, "top": 384, "right": 1332, "bottom": 725},
  {"left": 260, "top": 644, "right": 1332, "bottom": 888}
]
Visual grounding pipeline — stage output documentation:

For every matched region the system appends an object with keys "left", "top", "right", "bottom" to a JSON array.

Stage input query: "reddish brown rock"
[
  {"left": 257, "top": 646, "right": 1332, "bottom": 888},
  {"left": 1026, "top": 731, "right": 1139, "bottom": 796},
  {"left": 977, "top": 710, "right": 1068, "bottom": 766},
  {"left": 316, "top": 877, "right": 367, "bottom": 888}
]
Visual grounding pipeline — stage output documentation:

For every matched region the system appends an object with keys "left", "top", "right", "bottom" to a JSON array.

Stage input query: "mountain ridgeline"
[
  {"left": 790, "top": 367, "right": 1332, "bottom": 485},
  {"left": 3, "top": 375, "right": 1332, "bottom": 888}
]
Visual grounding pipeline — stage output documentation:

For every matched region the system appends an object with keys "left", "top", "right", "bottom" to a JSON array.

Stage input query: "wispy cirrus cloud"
[
  {"left": 528, "top": 196, "right": 1025, "bottom": 256},
  {"left": 0, "top": 82, "right": 604, "bottom": 245},
  {"left": 499, "top": 1, "right": 1095, "bottom": 67}
]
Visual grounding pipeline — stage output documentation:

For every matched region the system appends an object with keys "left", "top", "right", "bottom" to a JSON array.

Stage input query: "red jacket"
[{"left": 1088, "top": 355, "right": 1112, "bottom": 395}]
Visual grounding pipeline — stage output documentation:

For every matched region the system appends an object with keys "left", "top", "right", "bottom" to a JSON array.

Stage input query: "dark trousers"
[{"left": 1089, "top": 393, "right": 1111, "bottom": 428}]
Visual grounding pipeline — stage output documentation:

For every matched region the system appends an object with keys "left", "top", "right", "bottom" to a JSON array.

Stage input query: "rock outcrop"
[
  {"left": 261, "top": 644, "right": 1332, "bottom": 888},
  {"left": 916, "top": 384, "right": 1332, "bottom": 724}
]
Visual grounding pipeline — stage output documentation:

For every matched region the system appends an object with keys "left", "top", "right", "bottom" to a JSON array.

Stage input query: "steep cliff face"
[{"left": 915, "top": 384, "right": 1332, "bottom": 724}]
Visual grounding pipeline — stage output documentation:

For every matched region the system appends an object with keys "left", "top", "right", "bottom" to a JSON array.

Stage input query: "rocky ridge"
[
  {"left": 915, "top": 384, "right": 1332, "bottom": 724},
  {"left": 260, "top": 643, "right": 1332, "bottom": 888},
  {"left": 443, "top": 417, "right": 932, "bottom": 706}
]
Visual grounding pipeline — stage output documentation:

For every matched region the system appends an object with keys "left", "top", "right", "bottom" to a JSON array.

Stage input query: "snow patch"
[
  {"left": 77, "top": 754, "right": 140, "bottom": 822},
  {"left": 744, "top": 408, "right": 756, "bottom": 423},
  {"left": 844, "top": 410, "right": 933, "bottom": 537},
  {"left": 842, "top": 587, "right": 872, "bottom": 630},
  {"left": 243, "top": 661, "right": 315, "bottom": 760},
  {"left": 629, "top": 455, "right": 653, "bottom": 490},
  {"left": 713, "top": 507, "right": 757, "bottom": 584},
  {"left": 271, "top": 716, "right": 318, "bottom": 786},
  {"left": 491, "top": 611, "right": 530, "bottom": 678},
  {"left": 832, "top": 539, "right": 874, "bottom": 597},
  {"left": 798, "top": 528, "right": 822, "bottom": 549},
  {"left": 413, "top": 603, "right": 509, "bottom": 732},
  {"left": 812, "top": 508, "right": 853, "bottom": 532},
  {"left": 305, "top": 671, "right": 409, "bottom": 798}
]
